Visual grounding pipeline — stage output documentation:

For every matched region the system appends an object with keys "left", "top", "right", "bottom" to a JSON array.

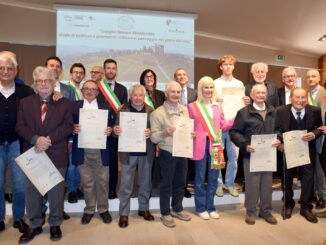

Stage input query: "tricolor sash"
[
  {"left": 98, "top": 80, "right": 121, "bottom": 113},
  {"left": 308, "top": 91, "right": 316, "bottom": 106},
  {"left": 193, "top": 101, "right": 225, "bottom": 169},
  {"left": 145, "top": 91, "right": 155, "bottom": 109},
  {"left": 67, "top": 81, "right": 81, "bottom": 100}
]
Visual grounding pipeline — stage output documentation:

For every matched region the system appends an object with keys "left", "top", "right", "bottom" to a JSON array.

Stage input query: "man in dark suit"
[
  {"left": 174, "top": 68, "right": 197, "bottom": 198},
  {"left": 245, "top": 62, "right": 279, "bottom": 107},
  {"left": 97, "top": 59, "right": 128, "bottom": 199},
  {"left": 278, "top": 67, "right": 297, "bottom": 106},
  {"left": 277, "top": 88, "right": 322, "bottom": 223},
  {"left": 16, "top": 66, "right": 73, "bottom": 243}
]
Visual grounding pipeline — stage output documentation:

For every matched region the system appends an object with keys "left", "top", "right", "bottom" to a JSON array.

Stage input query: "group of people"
[{"left": 1, "top": 51, "right": 326, "bottom": 244}]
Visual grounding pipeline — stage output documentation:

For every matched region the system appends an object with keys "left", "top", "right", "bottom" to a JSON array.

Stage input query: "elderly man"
[
  {"left": 114, "top": 84, "right": 155, "bottom": 228},
  {"left": 305, "top": 69, "right": 326, "bottom": 210},
  {"left": 72, "top": 80, "right": 113, "bottom": 225},
  {"left": 150, "top": 81, "right": 192, "bottom": 228},
  {"left": 230, "top": 84, "right": 281, "bottom": 225},
  {"left": 245, "top": 62, "right": 279, "bottom": 107},
  {"left": 278, "top": 67, "right": 297, "bottom": 106},
  {"left": 90, "top": 66, "right": 104, "bottom": 83},
  {"left": 16, "top": 66, "right": 73, "bottom": 243},
  {"left": 174, "top": 68, "right": 196, "bottom": 198},
  {"left": 0, "top": 53, "right": 34, "bottom": 233},
  {"left": 213, "top": 55, "right": 250, "bottom": 197},
  {"left": 277, "top": 88, "right": 322, "bottom": 223}
]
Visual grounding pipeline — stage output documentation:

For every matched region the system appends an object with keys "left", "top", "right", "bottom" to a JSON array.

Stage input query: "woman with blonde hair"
[{"left": 188, "top": 76, "right": 234, "bottom": 219}]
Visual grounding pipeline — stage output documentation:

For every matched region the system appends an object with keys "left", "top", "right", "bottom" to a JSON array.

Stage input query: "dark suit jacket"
[
  {"left": 276, "top": 104, "right": 322, "bottom": 164},
  {"left": 150, "top": 89, "right": 165, "bottom": 109},
  {"left": 60, "top": 82, "right": 76, "bottom": 101},
  {"left": 71, "top": 99, "right": 113, "bottom": 166},
  {"left": 97, "top": 81, "right": 128, "bottom": 106},
  {"left": 187, "top": 87, "right": 197, "bottom": 104},
  {"left": 278, "top": 86, "right": 286, "bottom": 106},
  {"left": 16, "top": 94, "right": 73, "bottom": 169}
]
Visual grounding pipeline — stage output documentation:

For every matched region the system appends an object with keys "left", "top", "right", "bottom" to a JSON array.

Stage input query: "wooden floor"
[{"left": 1, "top": 201, "right": 326, "bottom": 245}]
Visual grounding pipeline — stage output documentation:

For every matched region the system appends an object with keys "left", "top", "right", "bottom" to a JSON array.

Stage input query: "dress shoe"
[
  {"left": 5, "top": 193, "right": 12, "bottom": 203},
  {"left": 282, "top": 207, "right": 293, "bottom": 219},
  {"left": 81, "top": 213, "right": 94, "bottom": 224},
  {"left": 76, "top": 189, "right": 84, "bottom": 199},
  {"left": 184, "top": 188, "right": 191, "bottom": 198},
  {"left": 63, "top": 211, "right": 70, "bottom": 220},
  {"left": 245, "top": 214, "right": 255, "bottom": 225},
  {"left": 316, "top": 210, "right": 326, "bottom": 218},
  {"left": 99, "top": 211, "right": 112, "bottom": 224},
  {"left": 108, "top": 191, "right": 117, "bottom": 200},
  {"left": 138, "top": 210, "right": 154, "bottom": 221},
  {"left": 68, "top": 192, "right": 78, "bottom": 203},
  {"left": 259, "top": 213, "right": 277, "bottom": 225},
  {"left": 19, "top": 227, "right": 42, "bottom": 244},
  {"left": 0, "top": 220, "right": 5, "bottom": 231},
  {"left": 50, "top": 226, "right": 62, "bottom": 241},
  {"left": 13, "top": 219, "right": 29, "bottom": 233},
  {"left": 315, "top": 198, "right": 325, "bottom": 209},
  {"left": 300, "top": 209, "right": 318, "bottom": 223},
  {"left": 118, "top": 216, "right": 128, "bottom": 228}
]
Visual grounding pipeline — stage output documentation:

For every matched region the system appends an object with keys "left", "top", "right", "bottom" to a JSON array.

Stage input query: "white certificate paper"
[
  {"left": 78, "top": 108, "right": 108, "bottom": 149},
  {"left": 250, "top": 134, "right": 277, "bottom": 172},
  {"left": 15, "top": 148, "right": 64, "bottom": 196},
  {"left": 283, "top": 130, "right": 310, "bottom": 169},
  {"left": 221, "top": 87, "right": 245, "bottom": 120},
  {"left": 118, "top": 112, "right": 147, "bottom": 152},
  {"left": 172, "top": 117, "right": 194, "bottom": 158}
]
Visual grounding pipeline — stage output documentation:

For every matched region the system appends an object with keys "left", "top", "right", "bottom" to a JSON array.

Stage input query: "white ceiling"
[{"left": 1, "top": 0, "right": 326, "bottom": 58}]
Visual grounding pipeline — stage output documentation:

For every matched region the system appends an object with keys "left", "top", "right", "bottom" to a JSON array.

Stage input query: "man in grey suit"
[
  {"left": 174, "top": 68, "right": 197, "bottom": 106},
  {"left": 174, "top": 68, "right": 197, "bottom": 198},
  {"left": 306, "top": 69, "right": 326, "bottom": 210}
]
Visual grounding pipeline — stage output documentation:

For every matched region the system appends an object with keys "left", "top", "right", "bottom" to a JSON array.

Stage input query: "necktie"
[
  {"left": 41, "top": 99, "right": 47, "bottom": 124},
  {"left": 181, "top": 88, "right": 186, "bottom": 106},
  {"left": 296, "top": 111, "right": 301, "bottom": 124}
]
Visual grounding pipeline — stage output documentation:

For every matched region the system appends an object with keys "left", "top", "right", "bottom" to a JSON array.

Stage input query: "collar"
[
  {"left": 220, "top": 75, "right": 234, "bottom": 81},
  {"left": 131, "top": 103, "right": 145, "bottom": 112},
  {"left": 163, "top": 101, "right": 180, "bottom": 114},
  {"left": 291, "top": 106, "right": 305, "bottom": 117},
  {"left": 310, "top": 85, "right": 321, "bottom": 95},
  {"left": 253, "top": 102, "right": 266, "bottom": 111}
]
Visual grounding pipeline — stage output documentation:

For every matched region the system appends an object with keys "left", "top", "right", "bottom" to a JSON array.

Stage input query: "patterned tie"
[{"left": 41, "top": 99, "right": 47, "bottom": 124}]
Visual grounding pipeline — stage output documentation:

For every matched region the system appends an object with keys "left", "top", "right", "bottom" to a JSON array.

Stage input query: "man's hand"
[
  {"left": 105, "top": 127, "right": 113, "bottom": 136},
  {"left": 113, "top": 125, "right": 121, "bottom": 136},
  {"left": 302, "top": 132, "right": 315, "bottom": 142},
  {"left": 35, "top": 136, "right": 51, "bottom": 152},
  {"left": 52, "top": 91, "right": 63, "bottom": 101},
  {"left": 164, "top": 127, "right": 176, "bottom": 136}
]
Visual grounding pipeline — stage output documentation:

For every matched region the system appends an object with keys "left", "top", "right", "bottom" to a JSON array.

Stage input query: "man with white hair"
[
  {"left": 245, "top": 62, "right": 279, "bottom": 107},
  {"left": 0, "top": 53, "right": 34, "bottom": 233},
  {"left": 16, "top": 66, "right": 73, "bottom": 243},
  {"left": 150, "top": 81, "right": 192, "bottom": 228},
  {"left": 278, "top": 67, "right": 297, "bottom": 106}
]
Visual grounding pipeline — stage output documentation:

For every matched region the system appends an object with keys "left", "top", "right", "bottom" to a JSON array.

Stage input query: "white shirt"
[
  {"left": 213, "top": 76, "right": 244, "bottom": 97},
  {"left": 291, "top": 107, "right": 305, "bottom": 120},
  {"left": 310, "top": 85, "right": 321, "bottom": 99},
  {"left": 253, "top": 102, "right": 266, "bottom": 111},
  {"left": 68, "top": 80, "right": 83, "bottom": 100},
  {"left": 0, "top": 83, "right": 15, "bottom": 98},
  {"left": 54, "top": 81, "right": 61, "bottom": 92},
  {"left": 285, "top": 86, "right": 292, "bottom": 105},
  {"left": 83, "top": 99, "right": 98, "bottom": 109}
]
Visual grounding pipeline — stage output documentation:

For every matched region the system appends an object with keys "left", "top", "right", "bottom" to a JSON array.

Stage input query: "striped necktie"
[{"left": 41, "top": 99, "right": 47, "bottom": 124}]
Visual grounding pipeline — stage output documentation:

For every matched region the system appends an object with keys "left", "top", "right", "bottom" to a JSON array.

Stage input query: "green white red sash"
[
  {"left": 308, "top": 91, "right": 317, "bottom": 106},
  {"left": 145, "top": 91, "right": 154, "bottom": 109},
  {"left": 98, "top": 80, "right": 121, "bottom": 113},
  {"left": 67, "top": 81, "right": 81, "bottom": 100},
  {"left": 193, "top": 101, "right": 225, "bottom": 169}
]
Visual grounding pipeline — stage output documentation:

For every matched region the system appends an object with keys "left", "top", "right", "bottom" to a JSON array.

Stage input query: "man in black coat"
[{"left": 277, "top": 88, "right": 322, "bottom": 223}]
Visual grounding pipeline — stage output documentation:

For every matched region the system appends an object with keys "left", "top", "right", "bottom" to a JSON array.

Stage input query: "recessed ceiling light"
[{"left": 318, "top": 34, "right": 326, "bottom": 41}]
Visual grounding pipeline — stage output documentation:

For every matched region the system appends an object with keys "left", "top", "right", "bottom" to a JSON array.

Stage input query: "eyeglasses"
[
  {"left": 72, "top": 71, "right": 84, "bottom": 75},
  {"left": 283, "top": 74, "right": 296, "bottom": 79},
  {"left": 145, "top": 75, "right": 154, "bottom": 79},
  {"left": 82, "top": 87, "right": 98, "bottom": 92},
  {"left": 0, "top": 66, "right": 16, "bottom": 72},
  {"left": 90, "top": 71, "right": 102, "bottom": 75},
  {"left": 35, "top": 79, "right": 52, "bottom": 84}
]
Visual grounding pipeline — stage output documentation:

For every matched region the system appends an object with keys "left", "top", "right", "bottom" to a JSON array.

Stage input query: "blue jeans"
[
  {"left": 194, "top": 138, "right": 219, "bottom": 213},
  {"left": 0, "top": 140, "right": 25, "bottom": 221},
  {"left": 218, "top": 132, "right": 239, "bottom": 187},
  {"left": 66, "top": 152, "right": 80, "bottom": 193}
]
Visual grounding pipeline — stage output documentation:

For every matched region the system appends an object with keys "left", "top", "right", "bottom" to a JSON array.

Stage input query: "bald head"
[{"left": 306, "top": 69, "right": 320, "bottom": 89}]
